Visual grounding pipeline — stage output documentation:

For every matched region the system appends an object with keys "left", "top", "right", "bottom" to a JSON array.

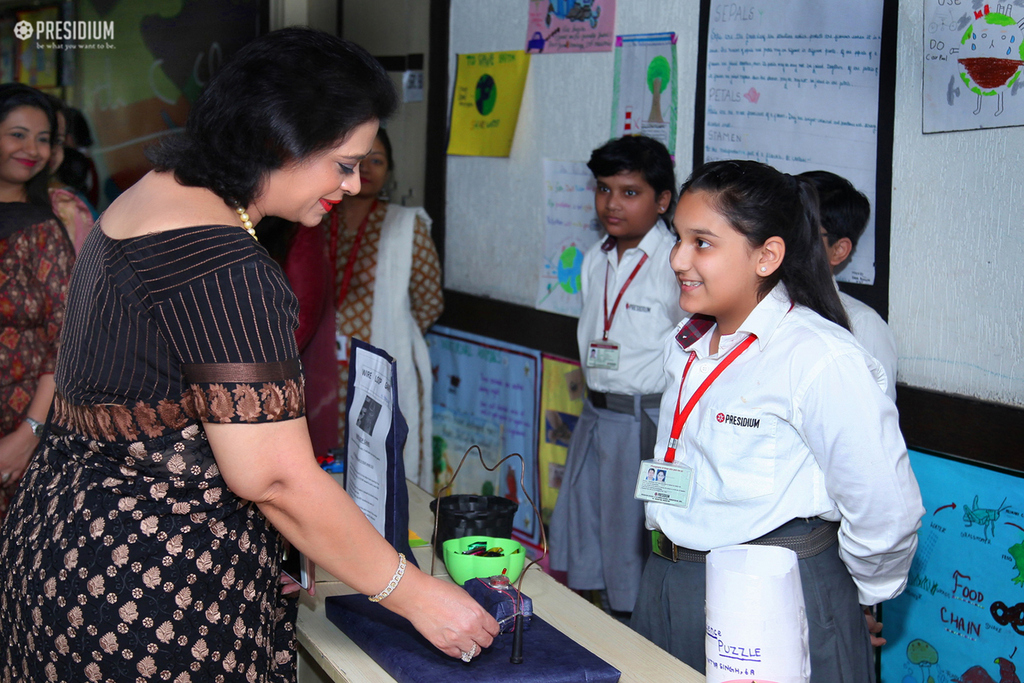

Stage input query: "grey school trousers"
[{"left": 631, "top": 517, "right": 875, "bottom": 682}]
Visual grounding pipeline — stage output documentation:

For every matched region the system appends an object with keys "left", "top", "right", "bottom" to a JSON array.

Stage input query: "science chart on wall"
[
  {"left": 447, "top": 50, "right": 530, "bottom": 157},
  {"left": 881, "top": 449, "right": 1024, "bottom": 683},
  {"left": 535, "top": 159, "right": 604, "bottom": 317},
  {"left": 537, "top": 355, "right": 584, "bottom": 523},
  {"left": 922, "top": 1, "right": 1024, "bottom": 133},
  {"left": 702, "top": 0, "right": 883, "bottom": 285},
  {"left": 611, "top": 32, "right": 678, "bottom": 152},
  {"left": 426, "top": 327, "right": 543, "bottom": 548},
  {"left": 524, "top": 0, "right": 616, "bottom": 54}
]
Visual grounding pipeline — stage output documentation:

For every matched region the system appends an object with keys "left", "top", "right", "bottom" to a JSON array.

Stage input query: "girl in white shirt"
[{"left": 631, "top": 160, "right": 923, "bottom": 682}]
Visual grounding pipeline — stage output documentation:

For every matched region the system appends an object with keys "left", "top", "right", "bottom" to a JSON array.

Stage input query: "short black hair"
[
  {"left": 798, "top": 170, "right": 871, "bottom": 250},
  {"left": 587, "top": 135, "right": 676, "bottom": 230},
  {"left": 0, "top": 83, "right": 56, "bottom": 208},
  {"left": 147, "top": 27, "right": 398, "bottom": 207}
]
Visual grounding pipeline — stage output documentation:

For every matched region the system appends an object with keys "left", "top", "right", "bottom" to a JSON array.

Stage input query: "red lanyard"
[
  {"left": 602, "top": 253, "right": 648, "bottom": 341},
  {"left": 329, "top": 200, "right": 377, "bottom": 306},
  {"left": 663, "top": 333, "right": 757, "bottom": 463}
]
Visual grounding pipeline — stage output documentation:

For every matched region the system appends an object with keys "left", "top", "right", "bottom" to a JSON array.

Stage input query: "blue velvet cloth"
[{"left": 325, "top": 594, "right": 621, "bottom": 682}]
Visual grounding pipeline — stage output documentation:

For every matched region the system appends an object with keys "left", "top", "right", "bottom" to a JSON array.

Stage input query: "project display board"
[
  {"left": 881, "top": 449, "right": 1024, "bottom": 683},
  {"left": 425, "top": 326, "right": 543, "bottom": 548},
  {"left": 699, "top": 0, "right": 885, "bottom": 286}
]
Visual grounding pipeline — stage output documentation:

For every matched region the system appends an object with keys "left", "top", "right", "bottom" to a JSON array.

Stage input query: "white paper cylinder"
[{"left": 705, "top": 545, "right": 810, "bottom": 683}]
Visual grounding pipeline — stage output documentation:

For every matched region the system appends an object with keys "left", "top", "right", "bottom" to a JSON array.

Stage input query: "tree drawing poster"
[
  {"left": 536, "top": 159, "right": 603, "bottom": 317},
  {"left": 610, "top": 32, "right": 678, "bottom": 153},
  {"left": 447, "top": 50, "right": 530, "bottom": 157},
  {"left": 880, "top": 450, "right": 1024, "bottom": 683},
  {"left": 701, "top": 0, "right": 883, "bottom": 285},
  {"left": 524, "top": 0, "right": 616, "bottom": 54},
  {"left": 923, "top": 1, "right": 1024, "bottom": 133}
]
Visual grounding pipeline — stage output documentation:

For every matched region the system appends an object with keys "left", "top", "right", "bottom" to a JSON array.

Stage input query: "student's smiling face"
[
  {"left": 670, "top": 190, "right": 767, "bottom": 335},
  {"left": 256, "top": 119, "right": 378, "bottom": 226},
  {"left": 594, "top": 170, "right": 670, "bottom": 253}
]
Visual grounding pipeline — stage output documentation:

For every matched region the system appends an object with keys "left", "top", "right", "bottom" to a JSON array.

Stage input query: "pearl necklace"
[{"left": 235, "top": 205, "right": 257, "bottom": 241}]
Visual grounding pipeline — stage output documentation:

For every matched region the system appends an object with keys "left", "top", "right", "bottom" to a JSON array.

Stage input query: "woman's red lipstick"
[{"left": 319, "top": 198, "right": 339, "bottom": 212}]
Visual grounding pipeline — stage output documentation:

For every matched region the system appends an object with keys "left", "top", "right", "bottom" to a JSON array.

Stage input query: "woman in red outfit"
[{"left": 0, "top": 84, "right": 75, "bottom": 520}]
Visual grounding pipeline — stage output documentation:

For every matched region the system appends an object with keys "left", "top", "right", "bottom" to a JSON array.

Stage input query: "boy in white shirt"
[
  {"left": 800, "top": 170, "right": 898, "bottom": 400},
  {"left": 550, "top": 136, "right": 684, "bottom": 615}
]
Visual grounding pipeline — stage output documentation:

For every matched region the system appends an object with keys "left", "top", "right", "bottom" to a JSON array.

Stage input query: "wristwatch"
[{"left": 24, "top": 416, "right": 44, "bottom": 438}]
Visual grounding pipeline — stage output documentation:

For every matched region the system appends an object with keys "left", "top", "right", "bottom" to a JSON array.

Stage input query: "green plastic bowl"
[{"left": 442, "top": 535, "right": 525, "bottom": 585}]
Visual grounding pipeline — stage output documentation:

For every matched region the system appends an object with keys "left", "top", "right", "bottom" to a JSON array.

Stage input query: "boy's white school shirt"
[
  {"left": 646, "top": 284, "right": 924, "bottom": 606},
  {"left": 576, "top": 225, "right": 685, "bottom": 395}
]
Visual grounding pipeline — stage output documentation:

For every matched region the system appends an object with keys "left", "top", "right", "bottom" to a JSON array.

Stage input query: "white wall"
[
  {"left": 890, "top": 1, "right": 1023, "bottom": 406},
  {"left": 446, "top": 0, "right": 1024, "bottom": 408}
]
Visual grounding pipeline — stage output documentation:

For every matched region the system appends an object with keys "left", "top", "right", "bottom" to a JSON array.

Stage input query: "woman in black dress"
[{"left": 0, "top": 28, "right": 496, "bottom": 683}]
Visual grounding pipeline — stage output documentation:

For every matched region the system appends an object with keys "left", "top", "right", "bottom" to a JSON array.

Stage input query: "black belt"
[
  {"left": 652, "top": 520, "right": 839, "bottom": 563},
  {"left": 588, "top": 391, "right": 660, "bottom": 414}
]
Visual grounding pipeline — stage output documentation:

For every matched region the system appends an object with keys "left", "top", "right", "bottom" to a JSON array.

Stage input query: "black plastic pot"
[{"left": 428, "top": 495, "right": 519, "bottom": 559}]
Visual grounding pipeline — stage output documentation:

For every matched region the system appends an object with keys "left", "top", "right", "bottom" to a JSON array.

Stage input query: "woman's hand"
[
  {"left": 382, "top": 569, "right": 499, "bottom": 660},
  {"left": 279, "top": 568, "right": 316, "bottom": 597},
  {"left": 0, "top": 423, "right": 38, "bottom": 488}
]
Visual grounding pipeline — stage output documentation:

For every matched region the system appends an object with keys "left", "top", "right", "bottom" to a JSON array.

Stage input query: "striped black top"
[{"left": 53, "top": 224, "right": 304, "bottom": 442}]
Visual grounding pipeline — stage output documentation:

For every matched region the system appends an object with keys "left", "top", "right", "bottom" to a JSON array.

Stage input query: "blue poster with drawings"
[
  {"left": 425, "top": 326, "right": 542, "bottom": 549},
  {"left": 881, "top": 449, "right": 1024, "bottom": 683}
]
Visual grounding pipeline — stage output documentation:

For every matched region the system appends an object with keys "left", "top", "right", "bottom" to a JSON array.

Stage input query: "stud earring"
[{"left": 760, "top": 266, "right": 767, "bottom": 272}]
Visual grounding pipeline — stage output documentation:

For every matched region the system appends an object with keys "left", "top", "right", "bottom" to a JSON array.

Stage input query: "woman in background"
[
  {"left": 323, "top": 127, "right": 443, "bottom": 490},
  {"left": 46, "top": 94, "right": 97, "bottom": 252},
  {"left": 0, "top": 83, "right": 74, "bottom": 522}
]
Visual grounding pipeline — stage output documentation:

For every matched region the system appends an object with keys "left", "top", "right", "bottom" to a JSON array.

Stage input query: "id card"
[
  {"left": 586, "top": 340, "right": 620, "bottom": 370},
  {"left": 635, "top": 459, "right": 694, "bottom": 508}
]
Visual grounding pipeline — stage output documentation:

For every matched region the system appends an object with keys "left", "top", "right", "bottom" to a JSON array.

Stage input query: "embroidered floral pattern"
[
  {"left": 51, "top": 378, "right": 304, "bottom": 442},
  {"left": 0, "top": 427, "right": 298, "bottom": 682}
]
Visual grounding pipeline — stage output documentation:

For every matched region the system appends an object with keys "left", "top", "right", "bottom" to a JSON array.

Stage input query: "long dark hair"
[
  {"left": 0, "top": 83, "right": 56, "bottom": 207},
  {"left": 681, "top": 160, "right": 850, "bottom": 330},
  {"left": 147, "top": 28, "right": 398, "bottom": 208}
]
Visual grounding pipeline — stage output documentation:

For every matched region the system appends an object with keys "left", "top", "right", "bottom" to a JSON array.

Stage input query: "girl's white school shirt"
[
  {"left": 576, "top": 225, "right": 685, "bottom": 395},
  {"left": 645, "top": 284, "right": 924, "bottom": 606}
]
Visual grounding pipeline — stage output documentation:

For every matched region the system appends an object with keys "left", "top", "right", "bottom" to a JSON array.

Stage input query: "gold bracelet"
[{"left": 368, "top": 553, "right": 406, "bottom": 603}]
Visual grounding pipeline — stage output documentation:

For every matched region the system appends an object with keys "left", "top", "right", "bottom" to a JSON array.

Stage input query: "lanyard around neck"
[
  {"left": 330, "top": 199, "right": 378, "bottom": 306},
  {"left": 663, "top": 333, "right": 757, "bottom": 463},
  {"left": 602, "top": 253, "right": 648, "bottom": 341}
]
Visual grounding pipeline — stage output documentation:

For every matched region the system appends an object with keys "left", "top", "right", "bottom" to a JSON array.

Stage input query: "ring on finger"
[{"left": 460, "top": 642, "right": 478, "bottom": 662}]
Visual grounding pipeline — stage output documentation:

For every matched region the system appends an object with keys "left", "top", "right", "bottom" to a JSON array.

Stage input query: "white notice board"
[{"left": 700, "top": 0, "right": 885, "bottom": 286}]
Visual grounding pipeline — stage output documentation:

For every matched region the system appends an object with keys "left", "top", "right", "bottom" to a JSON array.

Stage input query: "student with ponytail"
[{"left": 631, "top": 160, "right": 923, "bottom": 681}]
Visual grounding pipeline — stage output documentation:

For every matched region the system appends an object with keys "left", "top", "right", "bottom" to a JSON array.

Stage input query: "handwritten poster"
[
  {"left": 537, "top": 355, "right": 584, "bottom": 523},
  {"left": 524, "top": 0, "right": 615, "bottom": 54},
  {"left": 880, "top": 450, "right": 1024, "bottom": 683},
  {"left": 447, "top": 50, "right": 530, "bottom": 157},
  {"left": 611, "top": 33, "right": 678, "bottom": 152},
  {"left": 703, "top": 0, "right": 883, "bottom": 285},
  {"left": 923, "top": 2, "right": 1024, "bottom": 133},
  {"left": 536, "top": 159, "right": 603, "bottom": 317},
  {"left": 426, "top": 327, "right": 543, "bottom": 548}
]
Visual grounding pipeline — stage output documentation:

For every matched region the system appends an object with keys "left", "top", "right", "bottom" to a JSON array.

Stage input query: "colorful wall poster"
[
  {"left": 535, "top": 159, "right": 604, "bottom": 317},
  {"left": 524, "top": 0, "right": 615, "bottom": 54},
  {"left": 922, "top": 1, "right": 1024, "bottom": 133},
  {"left": 538, "top": 355, "right": 584, "bottom": 524},
  {"left": 610, "top": 32, "right": 678, "bottom": 152},
  {"left": 15, "top": 6, "right": 60, "bottom": 88},
  {"left": 426, "top": 327, "right": 543, "bottom": 548},
  {"left": 702, "top": 0, "right": 883, "bottom": 286},
  {"left": 447, "top": 50, "right": 530, "bottom": 157},
  {"left": 77, "top": 0, "right": 260, "bottom": 205},
  {"left": 880, "top": 450, "right": 1024, "bottom": 683}
]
